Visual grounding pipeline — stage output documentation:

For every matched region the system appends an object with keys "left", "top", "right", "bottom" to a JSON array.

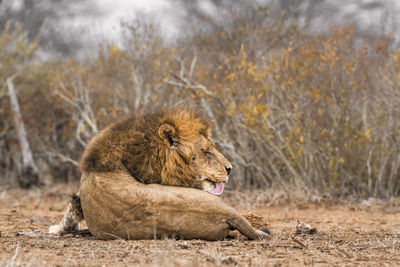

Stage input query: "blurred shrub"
[
  {"left": 1, "top": 9, "right": 400, "bottom": 198},
  {"left": 206, "top": 25, "right": 400, "bottom": 197}
]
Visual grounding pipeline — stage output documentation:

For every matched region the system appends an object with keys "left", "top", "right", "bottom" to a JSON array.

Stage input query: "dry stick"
[
  {"left": 17, "top": 230, "right": 91, "bottom": 238},
  {"left": 10, "top": 243, "right": 20, "bottom": 265},
  {"left": 7, "top": 77, "right": 39, "bottom": 187},
  {"left": 291, "top": 235, "right": 308, "bottom": 249},
  {"left": 16, "top": 232, "right": 53, "bottom": 238},
  {"left": 46, "top": 151, "right": 78, "bottom": 166}
]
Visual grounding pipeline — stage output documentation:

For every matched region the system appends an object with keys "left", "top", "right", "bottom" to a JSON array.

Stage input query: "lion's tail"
[{"left": 227, "top": 214, "right": 270, "bottom": 240}]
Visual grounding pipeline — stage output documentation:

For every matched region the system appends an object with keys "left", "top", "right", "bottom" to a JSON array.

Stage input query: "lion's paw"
[{"left": 49, "top": 224, "right": 63, "bottom": 235}]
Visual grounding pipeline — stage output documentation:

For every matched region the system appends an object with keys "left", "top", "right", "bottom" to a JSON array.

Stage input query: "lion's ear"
[{"left": 158, "top": 123, "right": 178, "bottom": 147}]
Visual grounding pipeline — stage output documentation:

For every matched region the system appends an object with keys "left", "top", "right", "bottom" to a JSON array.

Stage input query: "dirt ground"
[{"left": 0, "top": 184, "right": 399, "bottom": 266}]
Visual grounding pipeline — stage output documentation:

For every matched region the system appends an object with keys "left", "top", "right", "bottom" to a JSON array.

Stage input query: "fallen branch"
[
  {"left": 16, "top": 232, "right": 54, "bottom": 238},
  {"left": 291, "top": 235, "right": 308, "bottom": 248},
  {"left": 16, "top": 229, "right": 92, "bottom": 238}
]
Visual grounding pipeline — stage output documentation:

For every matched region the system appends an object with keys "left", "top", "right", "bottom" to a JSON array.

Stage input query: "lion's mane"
[{"left": 80, "top": 107, "right": 211, "bottom": 187}]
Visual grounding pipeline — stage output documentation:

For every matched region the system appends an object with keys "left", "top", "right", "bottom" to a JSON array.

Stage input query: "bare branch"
[
  {"left": 7, "top": 76, "right": 39, "bottom": 188},
  {"left": 46, "top": 151, "right": 79, "bottom": 167}
]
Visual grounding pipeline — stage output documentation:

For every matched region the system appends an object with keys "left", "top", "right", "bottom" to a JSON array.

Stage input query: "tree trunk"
[{"left": 7, "top": 77, "right": 39, "bottom": 188}]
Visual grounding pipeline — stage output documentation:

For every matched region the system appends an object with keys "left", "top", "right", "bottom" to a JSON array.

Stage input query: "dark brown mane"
[{"left": 79, "top": 106, "right": 211, "bottom": 186}]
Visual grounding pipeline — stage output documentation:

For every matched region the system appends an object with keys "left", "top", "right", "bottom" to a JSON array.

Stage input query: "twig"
[
  {"left": 291, "top": 235, "right": 308, "bottom": 248},
  {"left": 16, "top": 232, "right": 53, "bottom": 238},
  {"left": 166, "top": 70, "right": 214, "bottom": 96},
  {"left": 17, "top": 229, "right": 92, "bottom": 238},
  {"left": 188, "top": 55, "right": 197, "bottom": 80},
  {"left": 46, "top": 151, "right": 79, "bottom": 166},
  {"left": 10, "top": 243, "right": 20, "bottom": 265}
]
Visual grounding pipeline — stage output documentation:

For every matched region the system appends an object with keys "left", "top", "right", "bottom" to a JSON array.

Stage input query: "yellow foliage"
[
  {"left": 108, "top": 44, "right": 119, "bottom": 58},
  {"left": 2, "top": 16, "right": 400, "bottom": 197}
]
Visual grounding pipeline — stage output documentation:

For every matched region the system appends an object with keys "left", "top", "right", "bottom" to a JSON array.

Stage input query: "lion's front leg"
[{"left": 49, "top": 192, "right": 83, "bottom": 235}]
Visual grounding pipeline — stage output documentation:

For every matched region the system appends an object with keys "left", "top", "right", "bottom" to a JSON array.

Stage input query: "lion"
[{"left": 49, "top": 107, "right": 269, "bottom": 240}]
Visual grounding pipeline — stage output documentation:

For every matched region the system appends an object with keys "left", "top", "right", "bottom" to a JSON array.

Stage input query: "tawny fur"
[
  {"left": 80, "top": 107, "right": 213, "bottom": 187},
  {"left": 49, "top": 107, "right": 267, "bottom": 240},
  {"left": 49, "top": 107, "right": 230, "bottom": 235}
]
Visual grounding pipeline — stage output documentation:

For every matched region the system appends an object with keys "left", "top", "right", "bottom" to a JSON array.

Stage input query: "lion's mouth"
[{"left": 206, "top": 180, "right": 225, "bottom": 196}]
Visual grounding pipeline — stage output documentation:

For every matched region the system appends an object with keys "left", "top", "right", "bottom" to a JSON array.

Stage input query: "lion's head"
[
  {"left": 157, "top": 107, "right": 232, "bottom": 195},
  {"left": 80, "top": 106, "right": 232, "bottom": 195}
]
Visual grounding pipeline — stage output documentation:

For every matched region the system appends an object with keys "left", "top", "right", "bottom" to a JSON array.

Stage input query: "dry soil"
[{"left": 0, "top": 184, "right": 399, "bottom": 266}]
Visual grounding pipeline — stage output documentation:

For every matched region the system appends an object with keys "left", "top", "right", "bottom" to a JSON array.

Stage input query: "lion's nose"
[{"left": 225, "top": 167, "right": 231, "bottom": 175}]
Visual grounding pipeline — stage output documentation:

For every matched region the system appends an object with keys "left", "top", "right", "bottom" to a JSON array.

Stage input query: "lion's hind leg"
[{"left": 49, "top": 192, "right": 84, "bottom": 235}]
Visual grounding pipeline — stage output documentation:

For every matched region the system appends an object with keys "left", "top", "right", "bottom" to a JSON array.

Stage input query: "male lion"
[{"left": 49, "top": 107, "right": 269, "bottom": 240}]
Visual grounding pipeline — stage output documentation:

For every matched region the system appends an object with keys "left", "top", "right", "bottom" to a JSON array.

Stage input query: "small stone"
[
  {"left": 179, "top": 241, "right": 189, "bottom": 249},
  {"left": 227, "top": 230, "right": 239, "bottom": 238},
  {"left": 295, "top": 220, "right": 317, "bottom": 235}
]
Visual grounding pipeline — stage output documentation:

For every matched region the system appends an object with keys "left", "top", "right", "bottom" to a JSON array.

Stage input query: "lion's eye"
[
  {"left": 201, "top": 149, "right": 212, "bottom": 156},
  {"left": 192, "top": 157, "right": 196, "bottom": 161}
]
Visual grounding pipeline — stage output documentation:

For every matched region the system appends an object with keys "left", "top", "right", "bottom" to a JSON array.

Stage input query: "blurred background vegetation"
[{"left": 1, "top": 0, "right": 400, "bottom": 199}]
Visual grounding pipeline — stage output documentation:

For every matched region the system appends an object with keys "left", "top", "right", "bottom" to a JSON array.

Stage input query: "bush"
[{"left": 1, "top": 10, "right": 400, "bottom": 198}]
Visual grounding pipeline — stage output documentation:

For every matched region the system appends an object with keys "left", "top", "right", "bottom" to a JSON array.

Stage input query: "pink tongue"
[{"left": 209, "top": 182, "right": 224, "bottom": 196}]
